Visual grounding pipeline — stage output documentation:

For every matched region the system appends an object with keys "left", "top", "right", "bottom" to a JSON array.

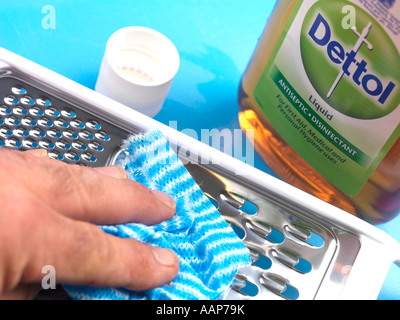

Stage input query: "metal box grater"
[{"left": 0, "top": 47, "right": 399, "bottom": 300}]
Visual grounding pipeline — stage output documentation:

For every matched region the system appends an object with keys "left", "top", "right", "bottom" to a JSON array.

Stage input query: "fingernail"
[
  {"left": 25, "top": 149, "right": 48, "bottom": 158},
  {"left": 151, "top": 190, "right": 176, "bottom": 209},
  {"left": 151, "top": 247, "right": 179, "bottom": 267},
  {"left": 94, "top": 165, "right": 127, "bottom": 179}
]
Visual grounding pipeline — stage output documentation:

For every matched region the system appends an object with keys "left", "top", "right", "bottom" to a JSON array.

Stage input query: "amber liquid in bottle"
[{"left": 238, "top": 0, "right": 400, "bottom": 224}]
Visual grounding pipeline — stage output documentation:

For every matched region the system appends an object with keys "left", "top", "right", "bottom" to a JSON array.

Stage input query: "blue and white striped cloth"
[{"left": 64, "top": 129, "right": 251, "bottom": 300}]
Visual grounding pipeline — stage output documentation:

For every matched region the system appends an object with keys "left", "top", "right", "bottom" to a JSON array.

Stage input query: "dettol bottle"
[{"left": 239, "top": 0, "right": 400, "bottom": 224}]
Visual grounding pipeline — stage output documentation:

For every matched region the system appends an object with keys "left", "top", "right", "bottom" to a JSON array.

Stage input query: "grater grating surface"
[
  {"left": 186, "top": 163, "right": 360, "bottom": 300},
  {"left": 0, "top": 76, "right": 129, "bottom": 166},
  {"left": 0, "top": 47, "right": 399, "bottom": 300}
]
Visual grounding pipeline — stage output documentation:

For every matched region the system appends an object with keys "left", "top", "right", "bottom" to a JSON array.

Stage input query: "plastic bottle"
[{"left": 239, "top": 0, "right": 400, "bottom": 224}]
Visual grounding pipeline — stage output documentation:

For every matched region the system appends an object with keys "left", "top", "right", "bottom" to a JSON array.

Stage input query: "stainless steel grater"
[{"left": 0, "top": 47, "right": 399, "bottom": 300}]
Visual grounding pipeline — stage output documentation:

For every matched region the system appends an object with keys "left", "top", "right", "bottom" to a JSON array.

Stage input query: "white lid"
[{"left": 95, "top": 26, "right": 180, "bottom": 117}]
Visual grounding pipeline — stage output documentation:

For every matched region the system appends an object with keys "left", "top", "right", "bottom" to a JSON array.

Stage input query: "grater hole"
[
  {"left": 20, "top": 96, "right": 35, "bottom": 105},
  {"left": 56, "top": 140, "right": 72, "bottom": 150},
  {"left": 70, "top": 119, "right": 84, "bottom": 129},
  {"left": 6, "top": 137, "right": 22, "bottom": 148},
  {"left": 14, "top": 128, "right": 29, "bottom": 137},
  {"left": 65, "top": 152, "right": 80, "bottom": 162},
  {"left": 5, "top": 117, "right": 21, "bottom": 126},
  {"left": 30, "top": 128, "right": 46, "bottom": 138},
  {"left": 303, "top": 231, "right": 325, "bottom": 248},
  {"left": 36, "top": 98, "right": 52, "bottom": 106},
  {"left": 239, "top": 280, "right": 258, "bottom": 297},
  {"left": 266, "top": 228, "right": 284, "bottom": 244},
  {"left": 260, "top": 273, "right": 287, "bottom": 296},
  {"left": 72, "top": 141, "right": 88, "bottom": 151},
  {"left": 47, "top": 129, "right": 62, "bottom": 139},
  {"left": 240, "top": 199, "right": 258, "bottom": 215},
  {"left": 230, "top": 276, "right": 246, "bottom": 293},
  {"left": 294, "top": 257, "right": 312, "bottom": 274},
  {"left": 13, "top": 106, "right": 28, "bottom": 116},
  {"left": 0, "top": 127, "right": 12, "bottom": 137},
  {"left": 54, "top": 119, "right": 69, "bottom": 128},
  {"left": 88, "top": 142, "right": 104, "bottom": 152},
  {"left": 246, "top": 219, "right": 270, "bottom": 239},
  {"left": 63, "top": 130, "right": 78, "bottom": 140},
  {"left": 230, "top": 222, "right": 245, "bottom": 240},
  {"left": 29, "top": 107, "right": 44, "bottom": 117},
  {"left": 80, "top": 130, "right": 94, "bottom": 140},
  {"left": 45, "top": 108, "right": 60, "bottom": 117},
  {"left": 81, "top": 152, "right": 97, "bottom": 162},
  {"left": 86, "top": 120, "right": 101, "bottom": 130},
  {"left": 48, "top": 151, "right": 64, "bottom": 160},
  {"left": 21, "top": 117, "right": 37, "bottom": 127},
  {"left": 11, "top": 87, "right": 27, "bottom": 95},
  {"left": 253, "top": 253, "right": 272, "bottom": 270},
  {"left": 224, "top": 192, "right": 247, "bottom": 209},
  {"left": 23, "top": 139, "right": 39, "bottom": 149},
  {"left": 95, "top": 131, "right": 110, "bottom": 141},
  {"left": 0, "top": 105, "right": 12, "bottom": 115},
  {"left": 37, "top": 118, "right": 53, "bottom": 128},
  {"left": 4, "top": 95, "right": 18, "bottom": 105},
  {"left": 39, "top": 140, "right": 55, "bottom": 149},
  {"left": 61, "top": 109, "right": 76, "bottom": 118},
  {"left": 284, "top": 222, "right": 325, "bottom": 248},
  {"left": 281, "top": 284, "right": 299, "bottom": 300},
  {"left": 272, "top": 249, "right": 301, "bottom": 272}
]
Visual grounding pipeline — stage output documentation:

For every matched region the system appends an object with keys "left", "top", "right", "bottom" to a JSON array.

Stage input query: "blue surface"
[{"left": 1, "top": 0, "right": 398, "bottom": 300}]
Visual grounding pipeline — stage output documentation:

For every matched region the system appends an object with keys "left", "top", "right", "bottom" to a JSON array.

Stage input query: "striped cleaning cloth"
[{"left": 64, "top": 129, "right": 251, "bottom": 300}]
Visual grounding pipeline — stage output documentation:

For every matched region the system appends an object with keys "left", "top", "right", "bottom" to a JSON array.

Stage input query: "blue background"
[{"left": 0, "top": 0, "right": 398, "bottom": 300}]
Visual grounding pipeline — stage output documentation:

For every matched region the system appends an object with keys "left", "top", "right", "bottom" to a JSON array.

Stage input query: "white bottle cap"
[{"left": 95, "top": 26, "right": 180, "bottom": 118}]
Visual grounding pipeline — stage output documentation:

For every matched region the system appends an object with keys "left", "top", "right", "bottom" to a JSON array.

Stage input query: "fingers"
[
  {"left": 24, "top": 211, "right": 179, "bottom": 291},
  {"left": 46, "top": 163, "right": 176, "bottom": 225},
  {"left": 2, "top": 148, "right": 176, "bottom": 225}
]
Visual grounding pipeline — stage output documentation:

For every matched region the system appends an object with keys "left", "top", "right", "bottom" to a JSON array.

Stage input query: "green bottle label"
[{"left": 254, "top": 0, "right": 400, "bottom": 195}]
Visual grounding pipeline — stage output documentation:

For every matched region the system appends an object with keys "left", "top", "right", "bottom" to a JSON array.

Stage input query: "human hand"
[{"left": 0, "top": 148, "right": 179, "bottom": 299}]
